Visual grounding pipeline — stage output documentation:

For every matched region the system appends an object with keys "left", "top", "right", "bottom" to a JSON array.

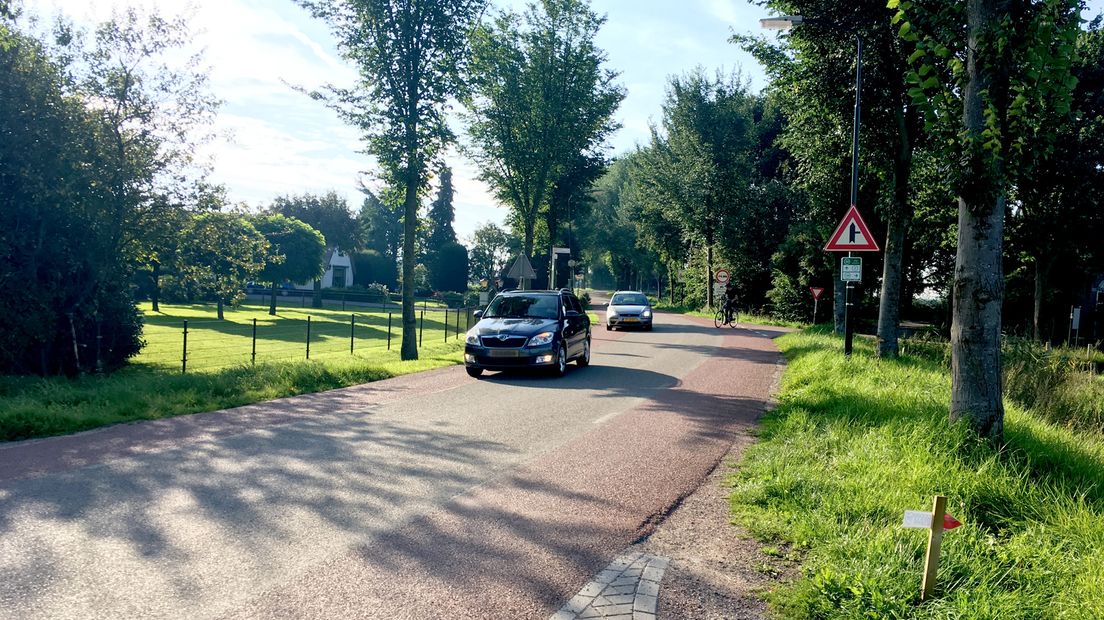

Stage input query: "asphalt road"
[{"left": 0, "top": 311, "right": 784, "bottom": 620}]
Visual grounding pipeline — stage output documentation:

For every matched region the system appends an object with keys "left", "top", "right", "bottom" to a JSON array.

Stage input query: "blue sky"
[{"left": 42, "top": 0, "right": 1104, "bottom": 241}]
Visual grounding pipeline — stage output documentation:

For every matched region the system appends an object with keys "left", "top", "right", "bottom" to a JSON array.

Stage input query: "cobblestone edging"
[{"left": 551, "top": 552, "right": 670, "bottom": 620}]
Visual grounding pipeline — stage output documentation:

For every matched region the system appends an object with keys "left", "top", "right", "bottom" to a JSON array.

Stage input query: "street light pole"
[
  {"left": 760, "top": 14, "right": 863, "bottom": 356},
  {"left": 844, "top": 34, "right": 863, "bottom": 356}
]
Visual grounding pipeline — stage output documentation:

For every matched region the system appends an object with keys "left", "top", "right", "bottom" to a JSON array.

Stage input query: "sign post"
[
  {"left": 809, "top": 287, "right": 825, "bottom": 324},
  {"left": 506, "top": 254, "right": 537, "bottom": 291},
  {"left": 901, "top": 495, "right": 962, "bottom": 600},
  {"left": 824, "top": 205, "right": 879, "bottom": 355}
]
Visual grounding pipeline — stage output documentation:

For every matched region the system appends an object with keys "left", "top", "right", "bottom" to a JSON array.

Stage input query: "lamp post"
[{"left": 761, "top": 15, "right": 863, "bottom": 355}]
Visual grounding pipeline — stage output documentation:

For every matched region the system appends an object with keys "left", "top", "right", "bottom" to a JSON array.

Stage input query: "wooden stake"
[{"left": 921, "top": 495, "right": 947, "bottom": 600}]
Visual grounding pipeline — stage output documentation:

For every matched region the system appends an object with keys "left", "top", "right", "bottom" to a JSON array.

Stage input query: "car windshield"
[
  {"left": 484, "top": 295, "right": 560, "bottom": 319},
  {"left": 611, "top": 293, "right": 648, "bottom": 306}
]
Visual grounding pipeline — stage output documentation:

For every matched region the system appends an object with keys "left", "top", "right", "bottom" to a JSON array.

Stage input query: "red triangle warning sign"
[{"left": 824, "top": 205, "right": 879, "bottom": 252}]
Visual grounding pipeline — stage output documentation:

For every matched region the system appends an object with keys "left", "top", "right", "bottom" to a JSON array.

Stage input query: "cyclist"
[{"left": 723, "top": 282, "right": 739, "bottom": 324}]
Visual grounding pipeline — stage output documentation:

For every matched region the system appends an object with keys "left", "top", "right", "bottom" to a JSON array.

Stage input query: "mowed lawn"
[
  {"left": 138, "top": 302, "right": 473, "bottom": 372},
  {"left": 0, "top": 302, "right": 472, "bottom": 442}
]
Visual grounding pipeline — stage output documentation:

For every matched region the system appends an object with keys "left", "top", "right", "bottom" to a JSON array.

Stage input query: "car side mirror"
[
  {"left": 473, "top": 310, "right": 483, "bottom": 319},
  {"left": 564, "top": 310, "right": 580, "bottom": 318}
]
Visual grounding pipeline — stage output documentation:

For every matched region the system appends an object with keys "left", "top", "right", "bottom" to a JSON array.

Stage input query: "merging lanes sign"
[{"left": 824, "top": 205, "right": 879, "bottom": 252}]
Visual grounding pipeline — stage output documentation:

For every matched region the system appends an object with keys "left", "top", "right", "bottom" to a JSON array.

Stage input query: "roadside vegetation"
[{"left": 731, "top": 328, "right": 1104, "bottom": 618}]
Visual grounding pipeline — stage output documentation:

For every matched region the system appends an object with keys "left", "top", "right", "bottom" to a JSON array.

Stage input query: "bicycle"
[{"left": 713, "top": 304, "right": 739, "bottom": 329}]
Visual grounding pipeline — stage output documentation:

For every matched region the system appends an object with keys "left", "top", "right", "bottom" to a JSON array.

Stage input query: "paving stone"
[
  {"left": 598, "top": 604, "right": 634, "bottom": 615},
  {"left": 632, "top": 612, "right": 656, "bottom": 620},
  {"left": 579, "top": 582, "right": 604, "bottom": 597},
  {"left": 637, "top": 580, "right": 659, "bottom": 598},
  {"left": 603, "top": 594, "right": 635, "bottom": 605},
  {"left": 611, "top": 577, "right": 637, "bottom": 588},
  {"left": 577, "top": 608, "right": 603, "bottom": 619},
  {"left": 595, "top": 570, "right": 621, "bottom": 584},
  {"left": 647, "top": 556, "right": 670, "bottom": 570},
  {"left": 633, "top": 594, "right": 658, "bottom": 615},
  {"left": 641, "top": 567, "right": 664, "bottom": 582},
  {"left": 607, "top": 585, "right": 636, "bottom": 596},
  {"left": 550, "top": 611, "right": 576, "bottom": 620},
  {"left": 591, "top": 596, "right": 615, "bottom": 608}
]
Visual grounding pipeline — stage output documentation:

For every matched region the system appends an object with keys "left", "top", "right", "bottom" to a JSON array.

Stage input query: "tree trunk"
[
  {"left": 401, "top": 162, "right": 421, "bottom": 361},
  {"left": 668, "top": 264, "right": 675, "bottom": 305},
  {"left": 705, "top": 244, "right": 714, "bottom": 309},
  {"left": 151, "top": 261, "right": 161, "bottom": 312},
  {"left": 951, "top": 0, "right": 1006, "bottom": 441},
  {"left": 834, "top": 274, "right": 846, "bottom": 335},
  {"left": 269, "top": 281, "right": 278, "bottom": 316},
  {"left": 217, "top": 297, "right": 225, "bottom": 320},
  {"left": 877, "top": 106, "right": 915, "bottom": 358},
  {"left": 1032, "top": 256, "right": 1053, "bottom": 342},
  {"left": 523, "top": 219, "right": 535, "bottom": 259},
  {"left": 312, "top": 279, "right": 323, "bottom": 308}
]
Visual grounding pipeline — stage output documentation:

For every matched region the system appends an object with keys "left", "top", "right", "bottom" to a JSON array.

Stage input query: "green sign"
[{"left": 841, "top": 257, "right": 862, "bottom": 282}]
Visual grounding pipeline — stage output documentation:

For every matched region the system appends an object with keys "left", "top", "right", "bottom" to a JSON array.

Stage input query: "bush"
[
  {"left": 351, "top": 250, "right": 398, "bottom": 289},
  {"left": 765, "top": 269, "right": 807, "bottom": 322},
  {"left": 439, "top": 291, "right": 465, "bottom": 309},
  {"left": 579, "top": 291, "right": 591, "bottom": 309}
]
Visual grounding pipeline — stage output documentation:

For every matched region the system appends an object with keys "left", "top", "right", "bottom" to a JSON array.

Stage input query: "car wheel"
[
  {"left": 645, "top": 324, "right": 653, "bottom": 332},
  {"left": 552, "top": 343, "right": 568, "bottom": 377},
  {"left": 577, "top": 338, "right": 591, "bottom": 367},
  {"left": 466, "top": 367, "right": 483, "bottom": 378},
  {"left": 605, "top": 323, "right": 612, "bottom": 331}
]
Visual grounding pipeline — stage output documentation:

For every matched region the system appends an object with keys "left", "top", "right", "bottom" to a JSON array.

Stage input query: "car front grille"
[{"left": 480, "top": 335, "right": 528, "bottom": 348}]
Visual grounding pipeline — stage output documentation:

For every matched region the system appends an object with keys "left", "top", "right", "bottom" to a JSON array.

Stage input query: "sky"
[{"left": 37, "top": 0, "right": 1104, "bottom": 242}]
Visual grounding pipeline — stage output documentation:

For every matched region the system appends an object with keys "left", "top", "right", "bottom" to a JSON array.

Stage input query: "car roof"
[
  {"left": 611, "top": 291, "right": 645, "bottom": 296},
  {"left": 499, "top": 289, "right": 569, "bottom": 296}
]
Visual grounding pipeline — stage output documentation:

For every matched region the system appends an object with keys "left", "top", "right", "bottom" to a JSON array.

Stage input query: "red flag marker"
[{"left": 943, "top": 513, "right": 962, "bottom": 530}]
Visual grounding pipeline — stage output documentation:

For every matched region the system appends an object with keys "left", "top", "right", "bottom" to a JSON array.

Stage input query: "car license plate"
[
  {"left": 623, "top": 317, "right": 639, "bottom": 322},
  {"left": 488, "top": 349, "right": 519, "bottom": 357}
]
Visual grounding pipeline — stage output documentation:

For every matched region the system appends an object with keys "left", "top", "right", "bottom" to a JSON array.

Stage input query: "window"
[
  {"left": 484, "top": 294, "right": 560, "bottom": 319},
  {"left": 611, "top": 293, "right": 648, "bottom": 306},
  {"left": 331, "top": 266, "right": 347, "bottom": 287}
]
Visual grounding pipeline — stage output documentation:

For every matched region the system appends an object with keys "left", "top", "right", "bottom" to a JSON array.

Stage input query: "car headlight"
[
  {"left": 465, "top": 329, "right": 480, "bottom": 345},
  {"left": 527, "top": 331, "right": 554, "bottom": 347},
  {"left": 607, "top": 307, "right": 619, "bottom": 317},
  {"left": 642, "top": 309, "right": 652, "bottom": 318}
]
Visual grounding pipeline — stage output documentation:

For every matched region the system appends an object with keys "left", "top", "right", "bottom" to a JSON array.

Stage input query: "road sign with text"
[
  {"left": 841, "top": 257, "right": 862, "bottom": 282},
  {"left": 715, "top": 269, "right": 731, "bottom": 285},
  {"left": 824, "top": 205, "right": 879, "bottom": 252}
]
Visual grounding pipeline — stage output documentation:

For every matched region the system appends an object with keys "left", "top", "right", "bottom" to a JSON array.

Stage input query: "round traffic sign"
[{"left": 715, "top": 269, "right": 730, "bottom": 285}]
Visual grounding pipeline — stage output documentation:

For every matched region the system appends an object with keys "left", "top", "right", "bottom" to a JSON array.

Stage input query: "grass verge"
[
  {"left": 0, "top": 342, "right": 464, "bottom": 442},
  {"left": 732, "top": 327, "right": 1104, "bottom": 618}
]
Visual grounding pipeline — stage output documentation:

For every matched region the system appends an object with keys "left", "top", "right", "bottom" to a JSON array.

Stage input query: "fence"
[
  {"left": 138, "top": 306, "right": 477, "bottom": 373},
  {"left": 242, "top": 287, "right": 470, "bottom": 312}
]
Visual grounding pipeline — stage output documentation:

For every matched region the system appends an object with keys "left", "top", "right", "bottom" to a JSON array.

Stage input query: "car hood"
[
  {"left": 608, "top": 304, "right": 649, "bottom": 313},
  {"left": 472, "top": 317, "right": 559, "bottom": 337}
]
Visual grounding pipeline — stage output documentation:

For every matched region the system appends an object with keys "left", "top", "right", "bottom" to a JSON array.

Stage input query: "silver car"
[{"left": 605, "top": 291, "right": 653, "bottom": 331}]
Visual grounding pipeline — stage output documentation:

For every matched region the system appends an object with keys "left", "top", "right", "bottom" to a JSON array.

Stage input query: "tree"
[
  {"left": 298, "top": 0, "right": 487, "bottom": 361},
  {"left": 269, "top": 191, "right": 357, "bottom": 307},
  {"left": 252, "top": 214, "right": 327, "bottom": 315},
  {"left": 468, "top": 222, "right": 516, "bottom": 285},
  {"left": 465, "top": 0, "right": 624, "bottom": 257},
  {"left": 356, "top": 186, "right": 402, "bottom": 288},
  {"left": 425, "top": 166, "right": 457, "bottom": 253},
  {"left": 431, "top": 242, "right": 470, "bottom": 292},
  {"left": 897, "top": 0, "right": 1082, "bottom": 439},
  {"left": 177, "top": 212, "right": 269, "bottom": 320}
]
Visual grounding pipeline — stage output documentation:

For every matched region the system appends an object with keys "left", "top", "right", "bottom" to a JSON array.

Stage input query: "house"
[{"left": 293, "top": 248, "right": 354, "bottom": 290}]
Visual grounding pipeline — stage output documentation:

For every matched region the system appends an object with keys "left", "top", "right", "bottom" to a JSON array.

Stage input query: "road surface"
[{"left": 0, "top": 312, "right": 784, "bottom": 619}]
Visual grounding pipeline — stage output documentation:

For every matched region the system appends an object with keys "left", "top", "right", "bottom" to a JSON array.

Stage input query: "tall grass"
[{"left": 731, "top": 327, "right": 1104, "bottom": 618}]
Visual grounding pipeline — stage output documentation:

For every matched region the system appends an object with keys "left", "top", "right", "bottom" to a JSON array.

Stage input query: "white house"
[{"left": 293, "top": 247, "right": 354, "bottom": 290}]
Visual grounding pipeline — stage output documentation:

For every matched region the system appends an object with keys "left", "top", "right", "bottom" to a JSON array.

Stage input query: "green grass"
[
  {"left": 0, "top": 302, "right": 471, "bottom": 442},
  {"left": 731, "top": 327, "right": 1104, "bottom": 618},
  {"left": 139, "top": 302, "right": 469, "bottom": 371}
]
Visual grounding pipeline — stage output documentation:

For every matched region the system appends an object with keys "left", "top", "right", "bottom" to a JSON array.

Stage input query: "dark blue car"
[{"left": 464, "top": 289, "right": 591, "bottom": 378}]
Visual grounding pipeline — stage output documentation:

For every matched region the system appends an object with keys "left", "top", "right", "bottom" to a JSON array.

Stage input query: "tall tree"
[
  {"left": 356, "top": 185, "right": 402, "bottom": 287},
  {"left": 252, "top": 214, "right": 327, "bottom": 315},
  {"left": 298, "top": 0, "right": 487, "bottom": 361},
  {"left": 425, "top": 166, "right": 457, "bottom": 252},
  {"left": 468, "top": 222, "right": 517, "bottom": 285},
  {"left": 465, "top": 0, "right": 624, "bottom": 257},
  {"left": 897, "top": 0, "right": 1082, "bottom": 439}
]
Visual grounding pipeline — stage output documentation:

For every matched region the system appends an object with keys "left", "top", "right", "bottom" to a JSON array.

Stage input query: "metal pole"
[
  {"left": 455, "top": 306, "right": 461, "bottom": 339},
  {"left": 445, "top": 309, "right": 449, "bottom": 342},
  {"left": 388, "top": 312, "right": 393, "bottom": 350},
  {"left": 419, "top": 310, "right": 424, "bottom": 346},
  {"left": 182, "top": 319, "right": 188, "bottom": 374},
  {"left": 252, "top": 318, "right": 257, "bottom": 365},
  {"left": 350, "top": 314, "right": 355, "bottom": 354},
  {"left": 844, "top": 34, "right": 863, "bottom": 357},
  {"left": 306, "top": 315, "right": 311, "bottom": 359}
]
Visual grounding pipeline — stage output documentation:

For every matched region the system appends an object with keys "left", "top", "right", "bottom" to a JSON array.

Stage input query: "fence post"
[
  {"left": 252, "top": 318, "right": 257, "bottom": 365},
  {"left": 456, "top": 306, "right": 461, "bottom": 338},
  {"left": 306, "top": 315, "right": 311, "bottom": 359},
  {"left": 182, "top": 319, "right": 188, "bottom": 374},
  {"left": 419, "top": 310, "right": 424, "bottom": 346},
  {"left": 350, "top": 314, "right": 355, "bottom": 354},
  {"left": 445, "top": 308, "right": 449, "bottom": 342},
  {"left": 387, "top": 312, "right": 393, "bottom": 350}
]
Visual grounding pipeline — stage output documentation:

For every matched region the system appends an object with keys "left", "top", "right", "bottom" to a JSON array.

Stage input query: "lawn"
[
  {"left": 139, "top": 302, "right": 472, "bottom": 372},
  {"left": 0, "top": 302, "right": 472, "bottom": 442},
  {"left": 731, "top": 327, "right": 1104, "bottom": 618}
]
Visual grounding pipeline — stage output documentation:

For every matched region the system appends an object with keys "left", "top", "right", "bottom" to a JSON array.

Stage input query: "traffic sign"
[
  {"left": 809, "top": 287, "right": 825, "bottom": 300},
  {"left": 824, "top": 205, "right": 879, "bottom": 252},
  {"left": 841, "top": 257, "right": 862, "bottom": 282},
  {"left": 715, "top": 269, "right": 731, "bottom": 285}
]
